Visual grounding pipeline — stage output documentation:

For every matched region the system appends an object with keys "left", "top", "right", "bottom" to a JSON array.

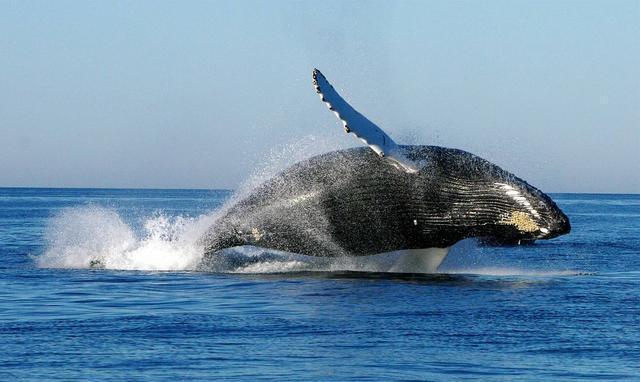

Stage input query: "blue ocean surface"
[{"left": 1, "top": 188, "right": 638, "bottom": 381}]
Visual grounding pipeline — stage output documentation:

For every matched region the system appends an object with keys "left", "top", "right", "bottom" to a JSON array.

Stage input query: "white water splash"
[{"left": 37, "top": 206, "right": 218, "bottom": 271}]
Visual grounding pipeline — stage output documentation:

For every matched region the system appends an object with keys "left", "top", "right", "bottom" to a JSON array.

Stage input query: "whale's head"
[
  {"left": 482, "top": 178, "right": 571, "bottom": 244},
  {"left": 408, "top": 146, "right": 571, "bottom": 245}
]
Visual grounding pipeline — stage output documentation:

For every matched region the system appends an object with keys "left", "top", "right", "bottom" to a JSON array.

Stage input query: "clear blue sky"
[{"left": 1, "top": 0, "right": 638, "bottom": 192}]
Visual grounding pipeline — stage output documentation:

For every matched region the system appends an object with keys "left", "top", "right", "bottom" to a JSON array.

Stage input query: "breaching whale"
[{"left": 199, "top": 69, "right": 570, "bottom": 273}]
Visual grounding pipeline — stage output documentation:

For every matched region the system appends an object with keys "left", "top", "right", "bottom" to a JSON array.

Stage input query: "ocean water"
[{"left": 1, "top": 187, "right": 638, "bottom": 381}]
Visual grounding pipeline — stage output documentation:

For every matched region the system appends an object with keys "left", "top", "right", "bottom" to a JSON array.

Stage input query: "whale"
[{"left": 199, "top": 69, "right": 570, "bottom": 273}]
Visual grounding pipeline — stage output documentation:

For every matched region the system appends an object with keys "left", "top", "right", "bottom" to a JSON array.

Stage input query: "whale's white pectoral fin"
[{"left": 312, "top": 69, "right": 419, "bottom": 174}]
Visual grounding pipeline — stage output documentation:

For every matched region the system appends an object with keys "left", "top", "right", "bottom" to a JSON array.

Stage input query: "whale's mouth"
[
  {"left": 478, "top": 209, "right": 571, "bottom": 246},
  {"left": 540, "top": 212, "right": 571, "bottom": 239}
]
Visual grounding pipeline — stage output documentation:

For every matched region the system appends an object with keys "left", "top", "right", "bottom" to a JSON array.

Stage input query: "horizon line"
[{"left": 0, "top": 186, "right": 638, "bottom": 196}]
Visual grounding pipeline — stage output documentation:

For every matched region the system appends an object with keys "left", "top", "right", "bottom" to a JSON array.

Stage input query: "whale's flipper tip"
[
  {"left": 311, "top": 68, "right": 419, "bottom": 174},
  {"left": 311, "top": 69, "right": 324, "bottom": 96},
  {"left": 312, "top": 69, "right": 332, "bottom": 100},
  {"left": 312, "top": 68, "right": 322, "bottom": 79}
]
